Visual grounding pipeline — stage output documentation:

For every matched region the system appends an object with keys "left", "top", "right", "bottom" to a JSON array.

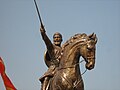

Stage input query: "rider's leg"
[{"left": 41, "top": 77, "right": 49, "bottom": 90}]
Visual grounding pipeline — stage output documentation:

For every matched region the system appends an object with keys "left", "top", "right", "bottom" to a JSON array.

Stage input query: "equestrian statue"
[{"left": 33, "top": 0, "right": 98, "bottom": 90}]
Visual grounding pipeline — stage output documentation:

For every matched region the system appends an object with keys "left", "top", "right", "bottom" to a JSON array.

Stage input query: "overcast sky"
[{"left": 0, "top": 0, "right": 120, "bottom": 90}]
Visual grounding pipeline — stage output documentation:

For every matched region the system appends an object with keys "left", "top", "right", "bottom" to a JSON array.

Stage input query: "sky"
[{"left": 0, "top": 0, "right": 120, "bottom": 90}]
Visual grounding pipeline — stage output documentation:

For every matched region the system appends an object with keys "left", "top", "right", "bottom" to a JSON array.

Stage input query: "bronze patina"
[
  {"left": 39, "top": 27, "right": 63, "bottom": 90},
  {"left": 40, "top": 25, "right": 97, "bottom": 90},
  {"left": 33, "top": 0, "right": 98, "bottom": 89}
]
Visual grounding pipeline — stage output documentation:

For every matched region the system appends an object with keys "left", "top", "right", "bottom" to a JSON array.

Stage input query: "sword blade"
[{"left": 34, "top": 0, "right": 43, "bottom": 26}]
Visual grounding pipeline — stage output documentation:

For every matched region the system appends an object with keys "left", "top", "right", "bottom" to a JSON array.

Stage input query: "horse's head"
[
  {"left": 61, "top": 33, "right": 97, "bottom": 70},
  {"left": 79, "top": 33, "right": 97, "bottom": 70}
]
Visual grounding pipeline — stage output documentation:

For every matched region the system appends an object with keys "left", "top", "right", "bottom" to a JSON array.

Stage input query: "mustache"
[{"left": 54, "top": 39, "right": 62, "bottom": 42}]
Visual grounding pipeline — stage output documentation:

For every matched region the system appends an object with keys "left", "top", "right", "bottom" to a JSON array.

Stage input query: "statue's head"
[{"left": 53, "top": 32, "right": 63, "bottom": 46}]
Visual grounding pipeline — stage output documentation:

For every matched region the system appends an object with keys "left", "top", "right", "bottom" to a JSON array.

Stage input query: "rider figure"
[{"left": 39, "top": 26, "right": 63, "bottom": 90}]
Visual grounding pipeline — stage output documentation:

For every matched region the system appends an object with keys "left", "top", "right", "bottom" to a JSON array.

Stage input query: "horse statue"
[{"left": 43, "top": 33, "right": 97, "bottom": 90}]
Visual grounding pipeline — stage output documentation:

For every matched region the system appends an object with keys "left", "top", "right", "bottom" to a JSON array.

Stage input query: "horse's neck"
[
  {"left": 58, "top": 44, "right": 82, "bottom": 82},
  {"left": 60, "top": 44, "right": 80, "bottom": 68}
]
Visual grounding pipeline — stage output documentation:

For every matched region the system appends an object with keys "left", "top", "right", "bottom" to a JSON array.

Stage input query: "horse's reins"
[{"left": 58, "top": 59, "right": 87, "bottom": 74}]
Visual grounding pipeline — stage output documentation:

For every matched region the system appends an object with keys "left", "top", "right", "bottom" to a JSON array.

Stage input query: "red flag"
[
  {"left": 0, "top": 57, "right": 5, "bottom": 73},
  {"left": 0, "top": 57, "right": 17, "bottom": 90}
]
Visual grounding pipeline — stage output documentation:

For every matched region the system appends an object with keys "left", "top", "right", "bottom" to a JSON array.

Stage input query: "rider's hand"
[{"left": 40, "top": 26, "right": 46, "bottom": 33}]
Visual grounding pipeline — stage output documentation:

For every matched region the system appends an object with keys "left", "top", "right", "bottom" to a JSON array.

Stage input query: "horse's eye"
[
  {"left": 87, "top": 47, "right": 92, "bottom": 51},
  {"left": 87, "top": 44, "right": 92, "bottom": 49},
  {"left": 87, "top": 44, "right": 95, "bottom": 50},
  {"left": 87, "top": 46, "right": 95, "bottom": 52}
]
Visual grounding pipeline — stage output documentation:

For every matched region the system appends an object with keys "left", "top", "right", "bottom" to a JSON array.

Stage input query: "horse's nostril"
[
  {"left": 89, "top": 64, "right": 93, "bottom": 69},
  {"left": 86, "top": 62, "right": 94, "bottom": 70}
]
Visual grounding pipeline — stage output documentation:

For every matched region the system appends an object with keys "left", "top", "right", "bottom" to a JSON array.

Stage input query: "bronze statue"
[
  {"left": 40, "top": 28, "right": 97, "bottom": 90},
  {"left": 49, "top": 33, "right": 97, "bottom": 90},
  {"left": 39, "top": 26, "right": 63, "bottom": 90},
  {"left": 33, "top": 0, "right": 98, "bottom": 89}
]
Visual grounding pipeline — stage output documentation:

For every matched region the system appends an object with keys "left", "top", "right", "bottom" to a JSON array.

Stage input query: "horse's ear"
[
  {"left": 94, "top": 34, "right": 98, "bottom": 44},
  {"left": 88, "top": 33, "right": 94, "bottom": 38},
  {"left": 88, "top": 33, "right": 98, "bottom": 44}
]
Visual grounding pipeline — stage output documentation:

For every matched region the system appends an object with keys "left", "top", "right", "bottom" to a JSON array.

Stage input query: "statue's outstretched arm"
[{"left": 40, "top": 26, "right": 54, "bottom": 53}]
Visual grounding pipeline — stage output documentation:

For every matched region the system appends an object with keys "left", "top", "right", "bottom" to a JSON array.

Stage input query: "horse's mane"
[{"left": 62, "top": 33, "right": 87, "bottom": 49}]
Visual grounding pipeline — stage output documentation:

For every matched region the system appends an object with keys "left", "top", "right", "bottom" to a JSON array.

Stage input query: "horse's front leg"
[
  {"left": 75, "top": 80, "right": 84, "bottom": 90},
  {"left": 49, "top": 75, "right": 64, "bottom": 90}
]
